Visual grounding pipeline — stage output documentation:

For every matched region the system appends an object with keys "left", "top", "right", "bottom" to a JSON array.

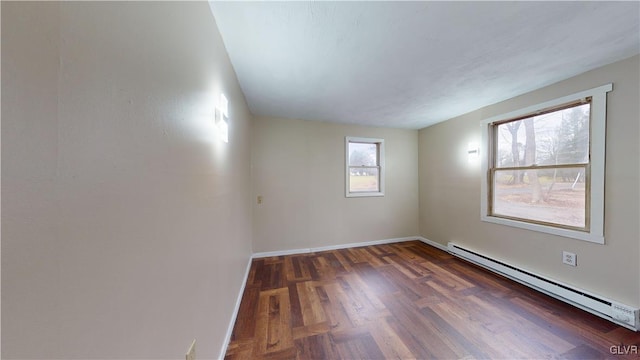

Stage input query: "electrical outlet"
[
  {"left": 562, "top": 251, "right": 577, "bottom": 266},
  {"left": 257, "top": 196, "right": 263, "bottom": 204}
]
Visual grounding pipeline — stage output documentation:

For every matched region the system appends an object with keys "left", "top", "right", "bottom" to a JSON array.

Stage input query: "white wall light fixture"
[
  {"left": 467, "top": 142, "right": 479, "bottom": 161},
  {"left": 215, "top": 94, "right": 229, "bottom": 143}
]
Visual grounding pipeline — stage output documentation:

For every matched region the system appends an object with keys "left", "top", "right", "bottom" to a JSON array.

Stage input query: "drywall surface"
[
  {"left": 419, "top": 55, "right": 640, "bottom": 307},
  {"left": 252, "top": 117, "right": 419, "bottom": 252},
  {"left": 2, "top": 2, "right": 252, "bottom": 359}
]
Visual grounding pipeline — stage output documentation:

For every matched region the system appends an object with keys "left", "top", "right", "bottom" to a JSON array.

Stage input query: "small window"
[
  {"left": 481, "top": 84, "right": 611, "bottom": 243},
  {"left": 345, "top": 137, "right": 385, "bottom": 197}
]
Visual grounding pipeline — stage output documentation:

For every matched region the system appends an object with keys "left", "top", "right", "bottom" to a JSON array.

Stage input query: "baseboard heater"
[{"left": 447, "top": 242, "right": 639, "bottom": 331}]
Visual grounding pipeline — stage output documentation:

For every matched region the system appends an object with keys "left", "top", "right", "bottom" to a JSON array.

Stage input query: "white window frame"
[
  {"left": 480, "top": 83, "right": 612, "bottom": 244},
  {"left": 345, "top": 137, "right": 385, "bottom": 198}
]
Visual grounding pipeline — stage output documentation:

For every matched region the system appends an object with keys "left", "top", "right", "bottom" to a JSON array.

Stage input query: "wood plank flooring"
[{"left": 225, "top": 241, "right": 640, "bottom": 359}]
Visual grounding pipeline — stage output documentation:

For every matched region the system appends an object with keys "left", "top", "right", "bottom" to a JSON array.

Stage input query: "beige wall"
[
  {"left": 419, "top": 55, "right": 640, "bottom": 307},
  {"left": 2, "top": 2, "right": 637, "bottom": 359},
  {"left": 2, "top": 2, "right": 253, "bottom": 359},
  {"left": 252, "top": 117, "right": 419, "bottom": 253}
]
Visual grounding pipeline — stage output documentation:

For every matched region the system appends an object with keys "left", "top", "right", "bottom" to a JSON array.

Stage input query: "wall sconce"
[
  {"left": 215, "top": 94, "right": 229, "bottom": 143},
  {"left": 467, "top": 142, "right": 479, "bottom": 161}
]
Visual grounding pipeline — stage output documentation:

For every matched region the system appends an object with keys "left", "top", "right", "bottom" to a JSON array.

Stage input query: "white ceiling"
[{"left": 209, "top": 1, "right": 639, "bottom": 129}]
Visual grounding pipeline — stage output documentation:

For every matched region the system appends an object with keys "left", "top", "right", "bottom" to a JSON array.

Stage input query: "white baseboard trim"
[
  {"left": 416, "top": 236, "right": 448, "bottom": 252},
  {"left": 251, "top": 247, "right": 311, "bottom": 259},
  {"left": 252, "top": 236, "right": 419, "bottom": 259},
  {"left": 218, "top": 255, "right": 253, "bottom": 360},
  {"left": 310, "top": 236, "right": 418, "bottom": 252}
]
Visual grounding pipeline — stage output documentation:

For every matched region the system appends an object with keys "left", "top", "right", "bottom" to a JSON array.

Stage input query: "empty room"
[{"left": 2, "top": 1, "right": 639, "bottom": 359}]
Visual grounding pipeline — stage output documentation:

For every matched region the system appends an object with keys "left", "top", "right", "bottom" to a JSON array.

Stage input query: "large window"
[
  {"left": 481, "top": 84, "right": 612, "bottom": 243},
  {"left": 345, "top": 137, "right": 385, "bottom": 197}
]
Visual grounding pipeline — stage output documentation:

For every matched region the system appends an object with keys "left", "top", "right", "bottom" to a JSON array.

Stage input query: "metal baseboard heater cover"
[{"left": 447, "top": 243, "right": 639, "bottom": 331}]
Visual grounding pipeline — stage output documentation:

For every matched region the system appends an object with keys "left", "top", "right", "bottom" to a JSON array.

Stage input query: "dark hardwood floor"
[{"left": 225, "top": 240, "right": 640, "bottom": 359}]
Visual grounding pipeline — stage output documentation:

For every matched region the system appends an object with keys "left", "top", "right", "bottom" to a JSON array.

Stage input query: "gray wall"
[
  {"left": 419, "top": 55, "right": 640, "bottom": 308},
  {"left": 2, "top": 2, "right": 253, "bottom": 359}
]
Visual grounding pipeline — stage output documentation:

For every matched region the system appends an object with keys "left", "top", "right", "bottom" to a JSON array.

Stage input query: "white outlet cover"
[{"left": 562, "top": 251, "right": 577, "bottom": 266}]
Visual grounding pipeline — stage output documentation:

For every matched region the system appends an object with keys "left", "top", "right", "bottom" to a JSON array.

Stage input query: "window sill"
[
  {"left": 346, "top": 192, "right": 385, "bottom": 198},
  {"left": 481, "top": 214, "right": 604, "bottom": 244}
]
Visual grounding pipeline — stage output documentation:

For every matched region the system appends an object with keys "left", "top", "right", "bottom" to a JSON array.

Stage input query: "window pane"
[
  {"left": 496, "top": 103, "right": 590, "bottom": 168},
  {"left": 349, "top": 142, "right": 378, "bottom": 166},
  {"left": 349, "top": 167, "right": 379, "bottom": 192},
  {"left": 492, "top": 167, "right": 587, "bottom": 229}
]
